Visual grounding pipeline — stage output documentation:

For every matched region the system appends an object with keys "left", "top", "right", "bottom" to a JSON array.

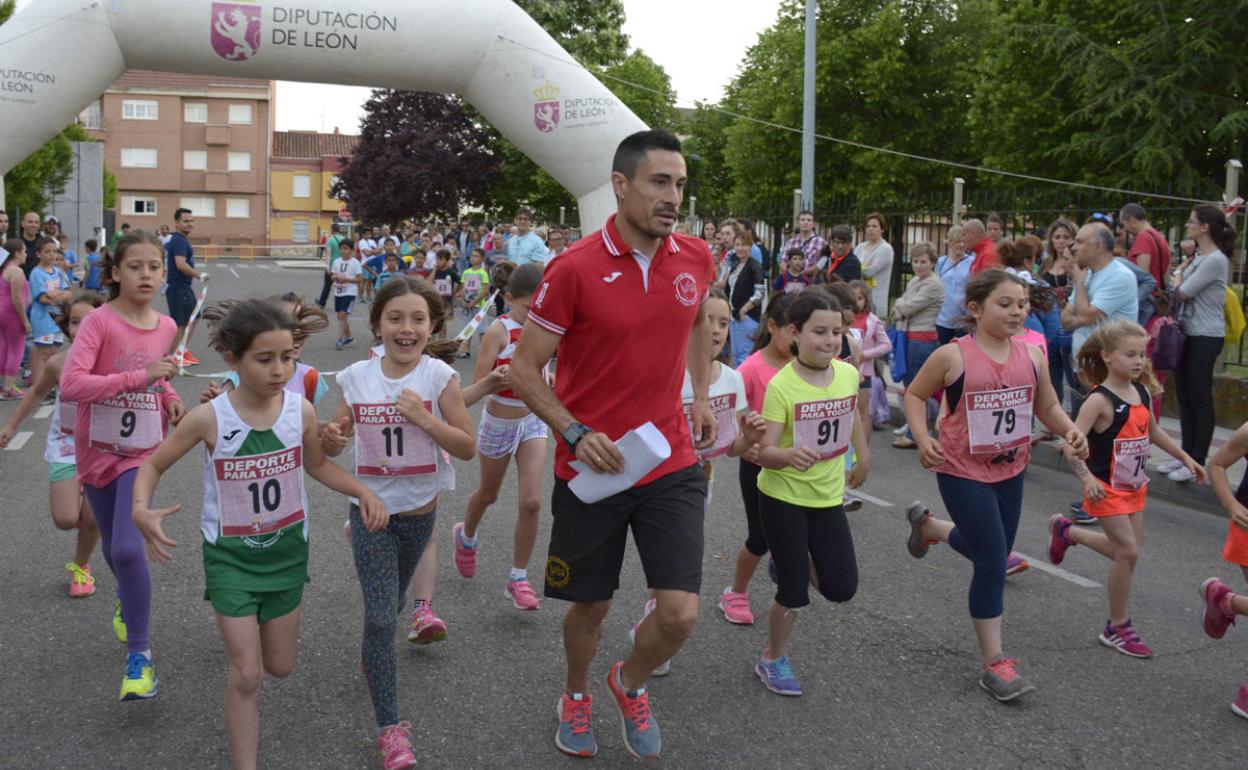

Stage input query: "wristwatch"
[{"left": 561, "top": 421, "right": 592, "bottom": 453}]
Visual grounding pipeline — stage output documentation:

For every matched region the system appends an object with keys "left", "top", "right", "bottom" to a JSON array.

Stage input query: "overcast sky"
[{"left": 11, "top": 0, "right": 784, "bottom": 133}]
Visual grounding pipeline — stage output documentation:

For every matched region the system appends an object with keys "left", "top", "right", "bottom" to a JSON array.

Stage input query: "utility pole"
[{"left": 800, "top": 0, "right": 816, "bottom": 213}]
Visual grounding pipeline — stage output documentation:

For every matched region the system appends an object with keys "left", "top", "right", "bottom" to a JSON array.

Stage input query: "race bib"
[
  {"left": 88, "top": 391, "right": 162, "bottom": 457},
  {"left": 214, "top": 447, "right": 306, "bottom": 537},
  {"left": 793, "top": 395, "right": 856, "bottom": 461},
  {"left": 684, "top": 393, "right": 738, "bottom": 461},
  {"left": 965, "top": 386, "right": 1033, "bottom": 455},
  {"left": 435, "top": 277, "right": 452, "bottom": 297},
  {"left": 784, "top": 281, "right": 805, "bottom": 294},
  {"left": 464, "top": 274, "right": 482, "bottom": 296},
  {"left": 59, "top": 399, "right": 77, "bottom": 436},
  {"left": 1111, "top": 436, "right": 1151, "bottom": 491},
  {"left": 353, "top": 402, "right": 437, "bottom": 476}
]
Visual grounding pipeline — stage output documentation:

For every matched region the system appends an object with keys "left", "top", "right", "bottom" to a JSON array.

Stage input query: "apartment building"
[
  {"left": 81, "top": 70, "right": 272, "bottom": 250},
  {"left": 270, "top": 129, "right": 359, "bottom": 246}
]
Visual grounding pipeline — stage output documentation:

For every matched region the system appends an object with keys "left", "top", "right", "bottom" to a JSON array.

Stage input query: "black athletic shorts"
[{"left": 544, "top": 464, "right": 706, "bottom": 603}]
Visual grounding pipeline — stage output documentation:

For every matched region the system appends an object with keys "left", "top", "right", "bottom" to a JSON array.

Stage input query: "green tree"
[
  {"left": 970, "top": 0, "right": 1248, "bottom": 199},
  {"left": 715, "top": 0, "right": 980, "bottom": 213},
  {"left": 603, "top": 49, "right": 681, "bottom": 132},
  {"left": 683, "top": 103, "right": 736, "bottom": 214},
  {"left": 3, "top": 124, "right": 92, "bottom": 216}
]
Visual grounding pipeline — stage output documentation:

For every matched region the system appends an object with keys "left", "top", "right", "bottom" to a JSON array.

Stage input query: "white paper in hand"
[{"left": 568, "top": 422, "right": 671, "bottom": 504}]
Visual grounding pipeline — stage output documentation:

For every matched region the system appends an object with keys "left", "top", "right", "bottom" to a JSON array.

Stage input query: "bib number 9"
[{"left": 120, "top": 410, "right": 136, "bottom": 438}]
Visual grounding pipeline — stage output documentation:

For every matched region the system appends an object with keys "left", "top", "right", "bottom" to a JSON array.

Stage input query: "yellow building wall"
[
  {"left": 321, "top": 173, "right": 345, "bottom": 213},
  {"left": 269, "top": 212, "right": 335, "bottom": 244},
  {"left": 271, "top": 169, "right": 324, "bottom": 212}
]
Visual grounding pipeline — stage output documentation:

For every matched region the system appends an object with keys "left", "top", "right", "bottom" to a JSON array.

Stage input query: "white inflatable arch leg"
[{"left": 0, "top": 0, "right": 646, "bottom": 228}]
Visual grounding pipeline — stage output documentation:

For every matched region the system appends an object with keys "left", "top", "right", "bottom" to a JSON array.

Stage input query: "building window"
[
  {"left": 121, "top": 148, "right": 158, "bottom": 168},
  {"left": 292, "top": 220, "right": 311, "bottom": 243},
  {"left": 183, "top": 150, "right": 208, "bottom": 171},
  {"left": 122, "top": 100, "right": 159, "bottom": 120},
  {"left": 120, "top": 196, "right": 157, "bottom": 216},
  {"left": 228, "top": 104, "right": 253, "bottom": 125},
  {"left": 292, "top": 175, "right": 312, "bottom": 198},
  {"left": 78, "top": 100, "right": 102, "bottom": 129},
  {"left": 180, "top": 197, "right": 216, "bottom": 218},
  {"left": 226, "top": 198, "right": 251, "bottom": 219},
  {"left": 227, "top": 152, "right": 251, "bottom": 172},
  {"left": 184, "top": 103, "right": 208, "bottom": 123}
]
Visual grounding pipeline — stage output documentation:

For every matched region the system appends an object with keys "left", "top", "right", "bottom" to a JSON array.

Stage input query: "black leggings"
[
  {"left": 738, "top": 460, "right": 768, "bottom": 556},
  {"left": 317, "top": 270, "right": 333, "bottom": 307},
  {"left": 758, "top": 492, "right": 858, "bottom": 609},
  {"left": 1174, "top": 334, "right": 1222, "bottom": 464}
]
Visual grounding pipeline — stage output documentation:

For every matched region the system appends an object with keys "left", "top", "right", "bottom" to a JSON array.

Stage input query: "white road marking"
[
  {"left": 229, "top": 267, "right": 240, "bottom": 278},
  {"left": 4, "top": 431, "right": 32, "bottom": 451},
  {"left": 846, "top": 489, "right": 894, "bottom": 508},
  {"left": 33, "top": 405, "right": 53, "bottom": 419},
  {"left": 1011, "top": 550, "right": 1101, "bottom": 588}
]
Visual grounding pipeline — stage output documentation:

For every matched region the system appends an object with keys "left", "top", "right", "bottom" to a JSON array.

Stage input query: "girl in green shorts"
[{"left": 130, "top": 298, "right": 386, "bottom": 770}]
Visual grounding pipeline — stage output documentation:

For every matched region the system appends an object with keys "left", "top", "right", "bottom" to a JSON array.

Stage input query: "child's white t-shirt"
[{"left": 334, "top": 257, "right": 362, "bottom": 297}]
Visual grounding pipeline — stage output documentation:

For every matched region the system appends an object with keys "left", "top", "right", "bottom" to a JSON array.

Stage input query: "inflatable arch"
[{"left": 0, "top": 0, "right": 648, "bottom": 228}]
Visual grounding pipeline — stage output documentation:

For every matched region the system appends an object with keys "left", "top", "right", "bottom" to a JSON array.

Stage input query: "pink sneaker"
[
  {"left": 1005, "top": 552, "right": 1029, "bottom": 576},
  {"left": 377, "top": 721, "right": 417, "bottom": 770},
  {"left": 1233, "top": 685, "right": 1248, "bottom": 720},
  {"left": 65, "top": 562, "right": 95, "bottom": 598},
  {"left": 1099, "top": 620, "right": 1152, "bottom": 658},
  {"left": 718, "top": 587, "right": 754, "bottom": 625},
  {"left": 505, "top": 578, "right": 540, "bottom": 611},
  {"left": 452, "top": 522, "right": 477, "bottom": 578},
  {"left": 1200, "top": 577, "right": 1237, "bottom": 639},
  {"left": 406, "top": 605, "right": 447, "bottom": 644},
  {"left": 1048, "top": 515, "right": 1073, "bottom": 565}
]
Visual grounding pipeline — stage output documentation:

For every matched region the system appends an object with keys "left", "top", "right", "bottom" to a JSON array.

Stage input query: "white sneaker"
[
  {"left": 1157, "top": 458, "right": 1184, "bottom": 474},
  {"left": 893, "top": 425, "right": 909, "bottom": 436},
  {"left": 1167, "top": 465, "right": 1196, "bottom": 482}
]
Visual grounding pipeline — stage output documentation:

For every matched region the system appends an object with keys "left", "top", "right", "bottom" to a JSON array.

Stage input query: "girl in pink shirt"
[
  {"left": 60, "top": 232, "right": 184, "bottom": 702},
  {"left": 899, "top": 269, "right": 1086, "bottom": 703},
  {"left": 720, "top": 294, "right": 796, "bottom": 626}
]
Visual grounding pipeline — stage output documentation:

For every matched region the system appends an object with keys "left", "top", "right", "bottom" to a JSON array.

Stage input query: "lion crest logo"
[{"left": 211, "top": 2, "right": 262, "bottom": 62}]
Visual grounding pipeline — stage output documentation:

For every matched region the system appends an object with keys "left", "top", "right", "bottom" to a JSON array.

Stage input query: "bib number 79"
[{"left": 991, "top": 408, "right": 1016, "bottom": 436}]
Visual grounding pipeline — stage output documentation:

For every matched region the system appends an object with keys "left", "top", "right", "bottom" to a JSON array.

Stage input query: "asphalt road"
[{"left": 1, "top": 261, "right": 1246, "bottom": 769}]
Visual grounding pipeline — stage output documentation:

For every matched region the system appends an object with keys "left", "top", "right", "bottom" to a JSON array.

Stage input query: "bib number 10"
[{"left": 247, "top": 479, "right": 281, "bottom": 514}]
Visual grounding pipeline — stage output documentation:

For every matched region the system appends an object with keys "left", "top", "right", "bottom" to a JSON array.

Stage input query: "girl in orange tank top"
[
  {"left": 1048, "top": 321, "right": 1202, "bottom": 659},
  {"left": 899, "top": 269, "right": 1087, "bottom": 703}
]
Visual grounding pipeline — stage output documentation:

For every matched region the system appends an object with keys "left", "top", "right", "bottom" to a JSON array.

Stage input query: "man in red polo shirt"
[
  {"left": 963, "top": 218, "right": 1000, "bottom": 275},
  {"left": 510, "top": 129, "right": 717, "bottom": 761}
]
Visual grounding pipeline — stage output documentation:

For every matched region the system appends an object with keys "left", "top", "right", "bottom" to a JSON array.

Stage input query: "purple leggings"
[
  {"left": 0, "top": 315, "right": 23, "bottom": 377},
  {"left": 83, "top": 469, "right": 152, "bottom": 654}
]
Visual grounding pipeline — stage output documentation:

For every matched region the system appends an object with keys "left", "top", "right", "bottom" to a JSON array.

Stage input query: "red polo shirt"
[
  {"left": 529, "top": 214, "right": 715, "bottom": 485},
  {"left": 969, "top": 236, "right": 1000, "bottom": 276}
]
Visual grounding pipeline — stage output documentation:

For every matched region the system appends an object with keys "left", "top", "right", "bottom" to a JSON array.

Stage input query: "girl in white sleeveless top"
[
  {"left": 129, "top": 299, "right": 383, "bottom": 770},
  {"left": 320, "top": 276, "right": 476, "bottom": 769}
]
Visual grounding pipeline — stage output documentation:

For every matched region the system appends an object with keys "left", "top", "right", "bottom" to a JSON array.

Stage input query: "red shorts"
[{"left": 1224, "top": 523, "right": 1248, "bottom": 567}]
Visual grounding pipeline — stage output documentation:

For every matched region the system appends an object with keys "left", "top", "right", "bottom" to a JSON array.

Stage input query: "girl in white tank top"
[
  {"left": 128, "top": 298, "right": 383, "bottom": 770},
  {"left": 318, "top": 276, "right": 476, "bottom": 765}
]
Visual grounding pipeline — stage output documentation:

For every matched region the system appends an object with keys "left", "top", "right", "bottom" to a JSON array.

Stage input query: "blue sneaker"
[
  {"left": 1070, "top": 501, "right": 1097, "bottom": 526},
  {"left": 119, "top": 652, "right": 157, "bottom": 701},
  {"left": 555, "top": 693, "right": 597, "bottom": 757},
  {"left": 606, "top": 660, "right": 661, "bottom": 759},
  {"left": 755, "top": 650, "right": 802, "bottom": 696}
]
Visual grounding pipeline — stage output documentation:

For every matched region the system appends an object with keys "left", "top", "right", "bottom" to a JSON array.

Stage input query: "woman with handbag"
[
  {"left": 1162, "top": 205, "right": 1233, "bottom": 482},
  {"left": 891, "top": 243, "right": 944, "bottom": 448}
]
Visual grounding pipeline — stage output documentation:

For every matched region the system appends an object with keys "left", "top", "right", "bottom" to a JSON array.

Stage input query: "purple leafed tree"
[{"left": 332, "top": 90, "right": 499, "bottom": 225}]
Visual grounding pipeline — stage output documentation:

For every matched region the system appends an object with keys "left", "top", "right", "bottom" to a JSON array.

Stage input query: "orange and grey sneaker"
[
  {"left": 979, "top": 656, "right": 1037, "bottom": 702},
  {"left": 606, "top": 660, "right": 661, "bottom": 759},
  {"left": 65, "top": 562, "right": 95, "bottom": 598},
  {"left": 555, "top": 693, "right": 597, "bottom": 757}
]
